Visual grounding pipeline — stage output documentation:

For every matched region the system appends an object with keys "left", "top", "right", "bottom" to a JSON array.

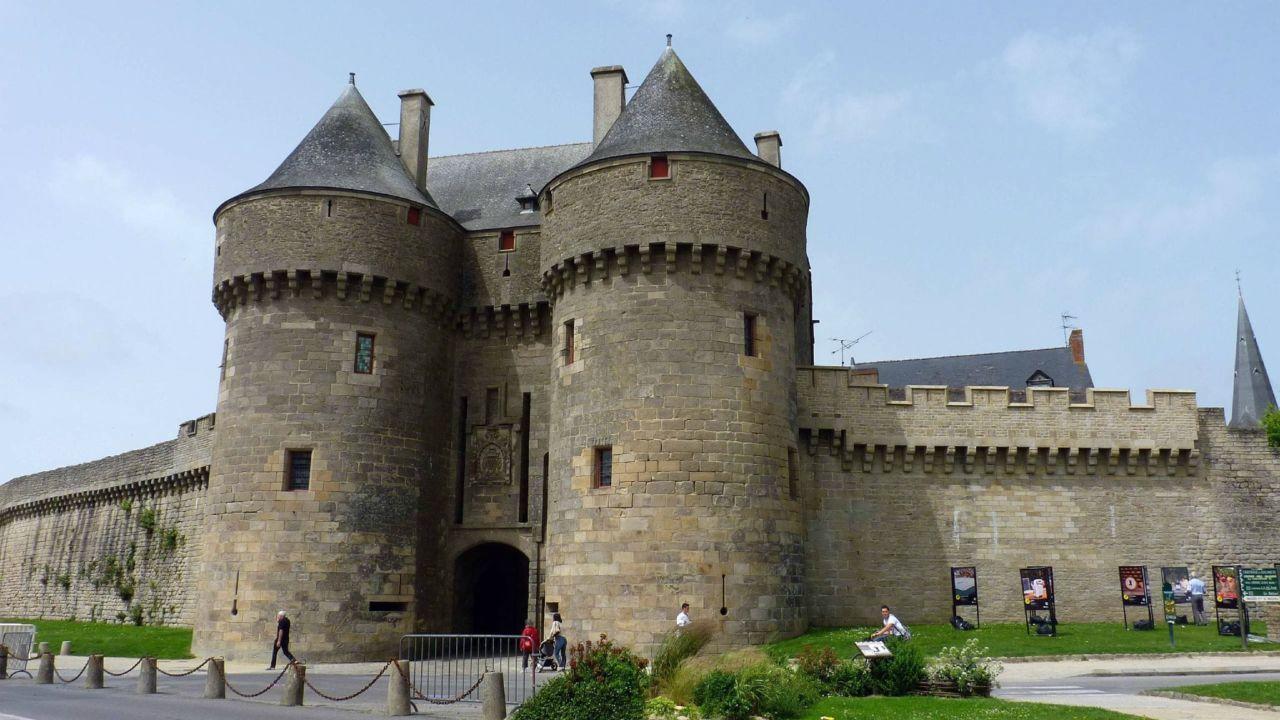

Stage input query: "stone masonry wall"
[{"left": 0, "top": 417, "right": 213, "bottom": 626}]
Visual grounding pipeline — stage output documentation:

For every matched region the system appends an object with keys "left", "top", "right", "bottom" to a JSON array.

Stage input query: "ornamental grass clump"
[
  {"left": 651, "top": 620, "right": 716, "bottom": 697},
  {"left": 928, "top": 638, "right": 1002, "bottom": 696}
]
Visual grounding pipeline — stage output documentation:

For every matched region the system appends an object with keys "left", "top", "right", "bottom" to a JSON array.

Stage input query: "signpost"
[
  {"left": 951, "top": 566, "right": 980, "bottom": 628},
  {"left": 1118, "top": 565, "right": 1153, "bottom": 630},
  {"left": 1162, "top": 589, "right": 1177, "bottom": 648}
]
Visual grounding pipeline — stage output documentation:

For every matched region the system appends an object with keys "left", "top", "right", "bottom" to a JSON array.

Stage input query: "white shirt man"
[
  {"left": 675, "top": 603, "right": 691, "bottom": 629},
  {"left": 869, "top": 605, "right": 909, "bottom": 640}
]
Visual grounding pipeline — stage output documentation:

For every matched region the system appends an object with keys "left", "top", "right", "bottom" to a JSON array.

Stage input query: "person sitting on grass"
[{"left": 869, "top": 604, "right": 910, "bottom": 641}]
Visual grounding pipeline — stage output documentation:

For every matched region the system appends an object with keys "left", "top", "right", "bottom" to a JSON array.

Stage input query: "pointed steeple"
[
  {"left": 218, "top": 81, "right": 436, "bottom": 215},
  {"left": 1229, "top": 292, "right": 1277, "bottom": 429},
  {"left": 574, "top": 43, "right": 757, "bottom": 170}
]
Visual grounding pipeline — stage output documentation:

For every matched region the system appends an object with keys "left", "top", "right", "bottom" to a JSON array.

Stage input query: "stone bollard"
[
  {"left": 387, "top": 659, "right": 411, "bottom": 716},
  {"left": 0, "top": 644, "right": 8, "bottom": 680},
  {"left": 281, "top": 662, "right": 305, "bottom": 706},
  {"left": 204, "top": 658, "right": 226, "bottom": 699},
  {"left": 36, "top": 653, "right": 54, "bottom": 684},
  {"left": 60, "top": 641, "right": 72, "bottom": 656},
  {"left": 38, "top": 642, "right": 50, "bottom": 656},
  {"left": 137, "top": 657, "right": 157, "bottom": 694},
  {"left": 86, "top": 654, "right": 104, "bottom": 689},
  {"left": 481, "top": 671, "right": 506, "bottom": 720}
]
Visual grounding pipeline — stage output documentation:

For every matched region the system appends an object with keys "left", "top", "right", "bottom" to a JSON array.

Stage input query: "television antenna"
[
  {"left": 1060, "top": 312, "right": 1078, "bottom": 346},
  {"left": 831, "top": 331, "right": 872, "bottom": 366}
]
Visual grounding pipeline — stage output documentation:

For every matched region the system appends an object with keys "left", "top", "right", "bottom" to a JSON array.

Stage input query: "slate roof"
[
  {"left": 428, "top": 143, "right": 592, "bottom": 231},
  {"left": 1229, "top": 294, "right": 1276, "bottom": 429},
  {"left": 570, "top": 46, "right": 758, "bottom": 173},
  {"left": 852, "top": 346, "right": 1094, "bottom": 391},
  {"left": 218, "top": 82, "right": 436, "bottom": 216}
]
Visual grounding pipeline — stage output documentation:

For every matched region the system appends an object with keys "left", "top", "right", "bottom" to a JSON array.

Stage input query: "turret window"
[
  {"left": 744, "top": 312, "right": 759, "bottom": 357},
  {"left": 593, "top": 446, "right": 613, "bottom": 488},
  {"left": 407, "top": 207, "right": 421, "bottom": 226},
  {"left": 499, "top": 231, "right": 516, "bottom": 252},
  {"left": 286, "top": 450, "right": 312, "bottom": 491},
  {"left": 355, "top": 333, "right": 375, "bottom": 374},
  {"left": 649, "top": 155, "right": 670, "bottom": 180},
  {"left": 564, "top": 320, "right": 576, "bottom": 364}
]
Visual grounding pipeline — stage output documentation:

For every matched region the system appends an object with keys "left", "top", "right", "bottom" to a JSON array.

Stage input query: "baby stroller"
[{"left": 533, "top": 638, "right": 559, "bottom": 672}]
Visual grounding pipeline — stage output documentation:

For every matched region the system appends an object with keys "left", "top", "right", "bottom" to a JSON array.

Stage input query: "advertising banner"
[
  {"left": 951, "top": 566, "right": 978, "bottom": 606},
  {"left": 1021, "top": 567, "right": 1054, "bottom": 610},
  {"left": 1240, "top": 567, "right": 1280, "bottom": 603},
  {"left": 1161, "top": 566, "right": 1191, "bottom": 604},
  {"left": 1213, "top": 565, "right": 1241, "bottom": 609},
  {"left": 1119, "top": 566, "right": 1150, "bottom": 607}
]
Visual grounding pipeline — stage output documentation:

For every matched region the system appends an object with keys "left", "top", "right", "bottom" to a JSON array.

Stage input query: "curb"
[
  {"left": 1142, "top": 689, "right": 1280, "bottom": 713},
  {"left": 1086, "top": 668, "right": 1280, "bottom": 677},
  {"left": 997, "top": 650, "right": 1280, "bottom": 664}
]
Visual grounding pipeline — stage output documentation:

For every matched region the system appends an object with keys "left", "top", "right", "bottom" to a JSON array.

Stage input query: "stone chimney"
[
  {"left": 397, "top": 89, "right": 433, "bottom": 191},
  {"left": 1069, "top": 328, "right": 1085, "bottom": 364},
  {"left": 754, "top": 131, "right": 782, "bottom": 168},
  {"left": 591, "top": 66, "right": 628, "bottom": 148}
]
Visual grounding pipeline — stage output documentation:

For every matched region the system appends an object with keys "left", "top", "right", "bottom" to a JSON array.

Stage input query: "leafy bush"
[
  {"left": 119, "top": 499, "right": 133, "bottom": 513},
  {"left": 643, "top": 696, "right": 703, "bottom": 720},
  {"left": 1263, "top": 406, "right": 1280, "bottom": 449},
  {"left": 651, "top": 620, "right": 715, "bottom": 697},
  {"left": 795, "top": 644, "right": 841, "bottom": 685},
  {"left": 928, "top": 638, "right": 1002, "bottom": 696},
  {"left": 868, "top": 637, "right": 925, "bottom": 696},
  {"left": 829, "top": 658, "right": 872, "bottom": 697},
  {"left": 512, "top": 635, "right": 649, "bottom": 720},
  {"left": 693, "top": 665, "right": 818, "bottom": 719},
  {"left": 137, "top": 508, "right": 157, "bottom": 532},
  {"left": 693, "top": 671, "right": 748, "bottom": 719},
  {"left": 161, "top": 527, "right": 182, "bottom": 554},
  {"left": 56, "top": 573, "right": 71, "bottom": 591},
  {"left": 129, "top": 603, "right": 144, "bottom": 627}
]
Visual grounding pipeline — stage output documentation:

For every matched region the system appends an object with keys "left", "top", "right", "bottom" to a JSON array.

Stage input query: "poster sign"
[
  {"left": 1162, "top": 590, "right": 1178, "bottom": 623},
  {"left": 952, "top": 566, "right": 978, "bottom": 606},
  {"left": 1162, "top": 567, "right": 1191, "bottom": 604},
  {"left": 1213, "top": 565, "right": 1241, "bottom": 609},
  {"left": 1021, "top": 567, "right": 1054, "bottom": 610},
  {"left": 1119, "top": 566, "right": 1150, "bottom": 606},
  {"left": 1240, "top": 567, "right": 1280, "bottom": 603}
]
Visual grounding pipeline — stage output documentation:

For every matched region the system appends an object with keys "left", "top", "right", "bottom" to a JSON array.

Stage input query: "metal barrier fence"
[
  {"left": 400, "top": 634, "right": 537, "bottom": 705},
  {"left": 1, "top": 625, "right": 36, "bottom": 675}
]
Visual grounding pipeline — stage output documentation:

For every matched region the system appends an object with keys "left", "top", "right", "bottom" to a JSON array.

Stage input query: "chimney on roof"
[
  {"left": 397, "top": 89, "right": 433, "bottom": 192},
  {"left": 1069, "top": 328, "right": 1085, "bottom": 364},
  {"left": 591, "top": 65, "right": 628, "bottom": 149},
  {"left": 754, "top": 131, "right": 782, "bottom": 168}
]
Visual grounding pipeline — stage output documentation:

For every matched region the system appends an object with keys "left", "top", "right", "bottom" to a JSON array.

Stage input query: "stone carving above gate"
[{"left": 469, "top": 426, "right": 513, "bottom": 484}]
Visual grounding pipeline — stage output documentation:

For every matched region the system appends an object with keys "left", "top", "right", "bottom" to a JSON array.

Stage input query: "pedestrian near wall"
[
  {"left": 519, "top": 620, "right": 540, "bottom": 669},
  {"left": 1189, "top": 573, "right": 1208, "bottom": 625},
  {"left": 550, "top": 612, "right": 566, "bottom": 669},
  {"left": 269, "top": 610, "right": 296, "bottom": 669},
  {"left": 676, "top": 603, "right": 692, "bottom": 630}
]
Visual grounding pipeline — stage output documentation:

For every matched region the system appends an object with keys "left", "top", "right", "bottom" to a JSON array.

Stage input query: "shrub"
[
  {"left": 130, "top": 603, "right": 144, "bottom": 626},
  {"left": 651, "top": 620, "right": 715, "bottom": 696},
  {"left": 643, "top": 696, "right": 702, "bottom": 720},
  {"left": 137, "top": 508, "right": 157, "bottom": 532},
  {"left": 511, "top": 635, "right": 649, "bottom": 720},
  {"left": 795, "top": 644, "right": 841, "bottom": 687},
  {"left": 663, "top": 647, "right": 770, "bottom": 706},
  {"left": 829, "top": 658, "right": 872, "bottom": 697},
  {"left": 161, "top": 527, "right": 182, "bottom": 554},
  {"left": 56, "top": 573, "right": 71, "bottom": 591},
  {"left": 118, "top": 579, "right": 135, "bottom": 604},
  {"left": 1263, "top": 406, "right": 1280, "bottom": 449},
  {"left": 119, "top": 498, "right": 133, "bottom": 513},
  {"left": 693, "top": 665, "right": 818, "bottom": 720},
  {"left": 693, "top": 670, "right": 748, "bottom": 720},
  {"left": 868, "top": 637, "right": 925, "bottom": 696},
  {"left": 929, "top": 638, "right": 1002, "bottom": 696}
]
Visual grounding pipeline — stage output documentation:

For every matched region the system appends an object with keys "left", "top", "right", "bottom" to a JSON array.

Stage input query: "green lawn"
[
  {"left": 801, "top": 696, "right": 1143, "bottom": 719},
  {"left": 1165, "top": 680, "right": 1280, "bottom": 707},
  {"left": 769, "top": 621, "right": 1268, "bottom": 660},
  {"left": 1, "top": 618, "right": 193, "bottom": 659}
]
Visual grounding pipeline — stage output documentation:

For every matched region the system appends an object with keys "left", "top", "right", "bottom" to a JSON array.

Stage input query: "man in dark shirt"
[{"left": 269, "top": 610, "right": 296, "bottom": 669}]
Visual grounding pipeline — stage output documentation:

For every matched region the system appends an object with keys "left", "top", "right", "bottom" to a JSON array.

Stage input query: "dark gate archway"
[{"left": 453, "top": 543, "right": 530, "bottom": 634}]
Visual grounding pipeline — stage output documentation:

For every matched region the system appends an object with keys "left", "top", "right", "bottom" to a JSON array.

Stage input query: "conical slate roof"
[
  {"left": 1229, "top": 294, "right": 1276, "bottom": 429},
  {"left": 574, "top": 46, "right": 758, "bottom": 170},
  {"left": 219, "top": 81, "right": 436, "bottom": 214}
]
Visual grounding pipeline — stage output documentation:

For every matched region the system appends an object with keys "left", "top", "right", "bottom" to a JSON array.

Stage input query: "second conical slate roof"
[
  {"left": 575, "top": 47, "right": 758, "bottom": 170},
  {"left": 219, "top": 81, "right": 436, "bottom": 213},
  {"left": 1230, "top": 294, "right": 1277, "bottom": 429}
]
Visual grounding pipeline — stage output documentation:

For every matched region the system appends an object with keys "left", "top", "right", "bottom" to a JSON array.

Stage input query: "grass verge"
[
  {"left": 0, "top": 618, "right": 193, "bottom": 659},
  {"left": 769, "top": 621, "right": 1270, "bottom": 660},
  {"left": 1161, "top": 680, "right": 1280, "bottom": 707},
  {"left": 800, "top": 696, "right": 1143, "bottom": 719}
]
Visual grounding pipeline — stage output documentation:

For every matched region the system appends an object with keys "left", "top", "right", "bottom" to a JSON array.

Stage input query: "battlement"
[
  {"left": 797, "top": 366, "right": 1200, "bottom": 474},
  {"left": 212, "top": 269, "right": 454, "bottom": 321}
]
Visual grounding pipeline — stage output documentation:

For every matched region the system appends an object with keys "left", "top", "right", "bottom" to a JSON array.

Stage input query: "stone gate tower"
[
  {"left": 539, "top": 46, "right": 812, "bottom": 649},
  {"left": 192, "top": 80, "right": 459, "bottom": 661}
]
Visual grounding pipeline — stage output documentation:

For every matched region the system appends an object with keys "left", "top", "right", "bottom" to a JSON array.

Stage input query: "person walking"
[
  {"left": 1189, "top": 572, "right": 1208, "bottom": 625},
  {"left": 550, "top": 612, "right": 567, "bottom": 669},
  {"left": 519, "top": 620, "right": 540, "bottom": 669},
  {"left": 676, "top": 603, "right": 692, "bottom": 630},
  {"left": 269, "top": 610, "right": 296, "bottom": 669}
]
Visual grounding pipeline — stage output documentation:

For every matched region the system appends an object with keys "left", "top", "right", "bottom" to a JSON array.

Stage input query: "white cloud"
[
  {"left": 49, "top": 155, "right": 200, "bottom": 238},
  {"left": 724, "top": 12, "right": 799, "bottom": 45},
  {"left": 781, "top": 53, "right": 915, "bottom": 147},
  {"left": 1002, "top": 28, "right": 1142, "bottom": 136}
]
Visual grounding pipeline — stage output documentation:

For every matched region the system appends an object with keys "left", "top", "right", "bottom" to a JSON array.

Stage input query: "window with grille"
[
  {"left": 564, "top": 320, "right": 575, "bottom": 364},
  {"left": 594, "top": 446, "right": 613, "bottom": 488},
  {"left": 355, "top": 333, "right": 375, "bottom": 374},
  {"left": 286, "top": 450, "right": 312, "bottom": 491}
]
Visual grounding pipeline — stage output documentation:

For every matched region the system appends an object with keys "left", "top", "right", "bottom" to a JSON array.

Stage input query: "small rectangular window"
[
  {"left": 649, "top": 155, "right": 669, "bottom": 179},
  {"left": 594, "top": 446, "right": 613, "bottom": 488},
  {"left": 407, "top": 207, "right": 421, "bottom": 226},
  {"left": 744, "top": 313, "right": 758, "bottom": 357},
  {"left": 368, "top": 601, "right": 408, "bottom": 612},
  {"left": 499, "top": 231, "right": 516, "bottom": 252},
  {"left": 354, "top": 333, "right": 375, "bottom": 374},
  {"left": 564, "top": 320, "right": 575, "bottom": 364},
  {"left": 788, "top": 448, "right": 799, "bottom": 500},
  {"left": 286, "top": 450, "right": 312, "bottom": 491},
  {"left": 220, "top": 339, "right": 229, "bottom": 380}
]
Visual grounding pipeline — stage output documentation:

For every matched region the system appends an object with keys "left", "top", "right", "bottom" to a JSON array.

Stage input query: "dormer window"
[
  {"left": 516, "top": 184, "right": 539, "bottom": 214},
  {"left": 499, "top": 231, "right": 516, "bottom": 252},
  {"left": 1026, "top": 370, "right": 1054, "bottom": 388},
  {"left": 649, "top": 155, "right": 670, "bottom": 180}
]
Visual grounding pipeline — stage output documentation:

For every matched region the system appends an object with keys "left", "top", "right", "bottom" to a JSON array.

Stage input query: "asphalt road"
[{"left": 997, "top": 669, "right": 1280, "bottom": 701}]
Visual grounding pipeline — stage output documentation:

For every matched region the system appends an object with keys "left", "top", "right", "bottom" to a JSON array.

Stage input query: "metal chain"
[
  {"left": 224, "top": 665, "right": 291, "bottom": 698},
  {"left": 393, "top": 659, "right": 487, "bottom": 705},
  {"left": 157, "top": 657, "right": 212, "bottom": 678},
  {"left": 103, "top": 657, "right": 145, "bottom": 677},
  {"left": 301, "top": 659, "right": 392, "bottom": 702},
  {"left": 54, "top": 658, "right": 91, "bottom": 683}
]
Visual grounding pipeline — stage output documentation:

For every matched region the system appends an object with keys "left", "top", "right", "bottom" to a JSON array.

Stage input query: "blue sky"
[{"left": 1, "top": 1, "right": 1277, "bottom": 481}]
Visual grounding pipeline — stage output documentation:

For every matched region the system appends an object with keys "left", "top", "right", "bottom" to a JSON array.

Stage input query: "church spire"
[{"left": 1229, "top": 291, "right": 1276, "bottom": 429}]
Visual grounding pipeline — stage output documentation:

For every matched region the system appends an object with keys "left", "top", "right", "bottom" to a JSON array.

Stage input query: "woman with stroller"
[{"left": 551, "top": 612, "right": 567, "bottom": 669}]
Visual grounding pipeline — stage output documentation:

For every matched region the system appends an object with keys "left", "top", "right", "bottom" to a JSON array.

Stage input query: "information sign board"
[
  {"left": 1240, "top": 567, "right": 1280, "bottom": 603},
  {"left": 855, "top": 641, "right": 893, "bottom": 658},
  {"left": 1161, "top": 567, "right": 1190, "bottom": 604},
  {"left": 1119, "top": 566, "right": 1150, "bottom": 607},
  {"left": 951, "top": 566, "right": 978, "bottom": 606}
]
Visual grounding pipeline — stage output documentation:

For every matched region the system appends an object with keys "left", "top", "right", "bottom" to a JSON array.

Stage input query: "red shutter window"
[
  {"left": 499, "top": 231, "right": 516, "bottom": 252},
  {"left": 407, "top": 207, "right": 421, "bottom": 225},
  {"left": 649, "top": 155, "right": 669, "bottom": 179}
]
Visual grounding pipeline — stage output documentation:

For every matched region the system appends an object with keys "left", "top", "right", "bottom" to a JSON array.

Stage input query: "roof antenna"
[
  {"left": 666, "top": 33, "right": 673, "bottom": 47},
  {"left": 831, "top": 331, "right": 872, "bottom": 367},
  {"left": 1060, "top": 312, "right": 1078, "bottom": 346},
  {"left": 348, "top": 72, "right": 356, "bottom": 86}
]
